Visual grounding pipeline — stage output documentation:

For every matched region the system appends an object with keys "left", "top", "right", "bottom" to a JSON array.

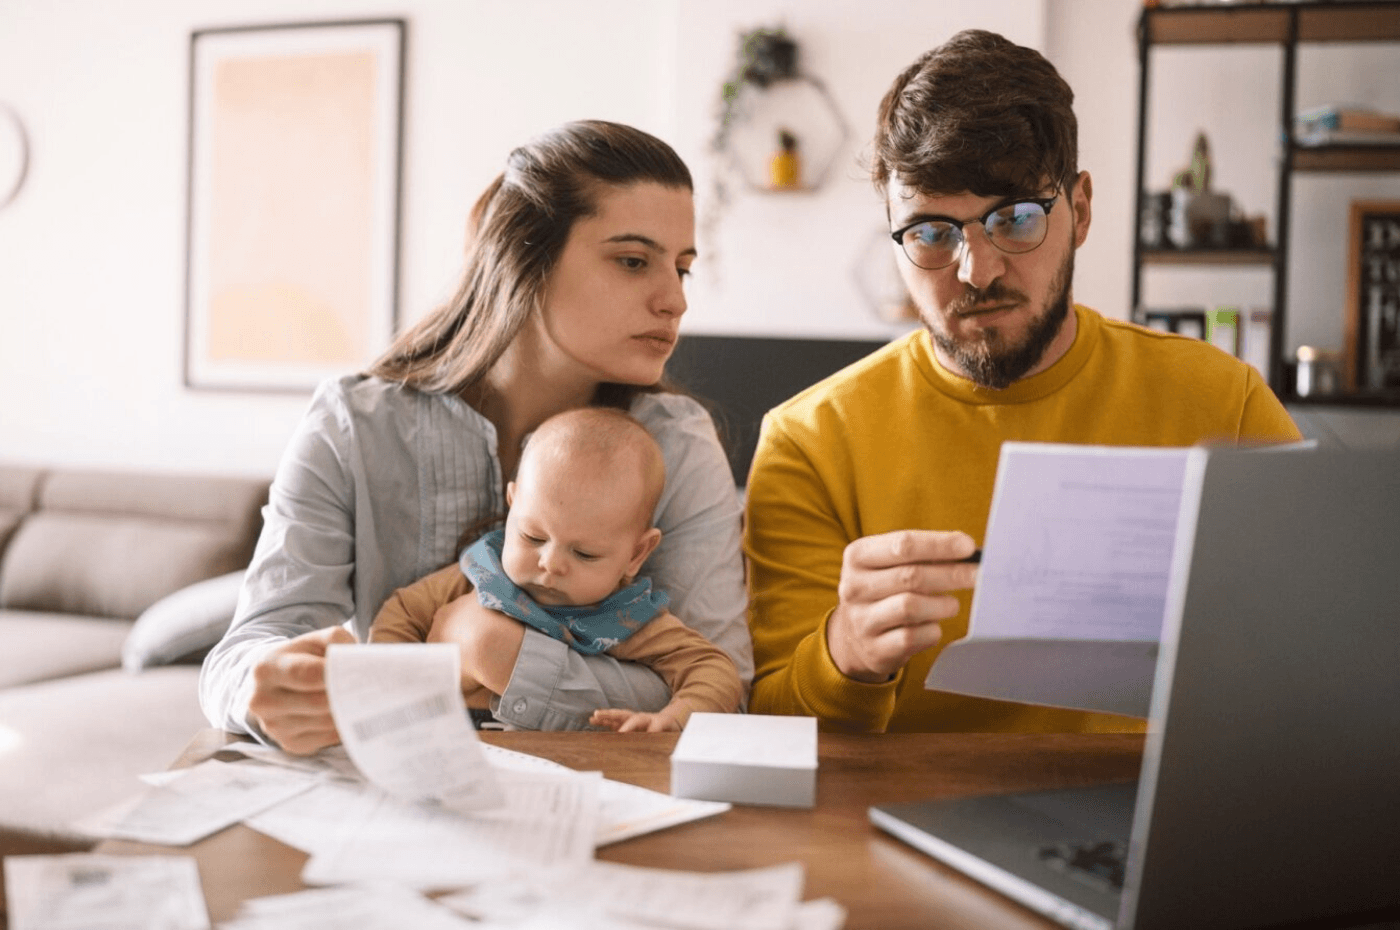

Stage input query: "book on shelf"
[
  {"left": 1295, "top": 105, "right": 1400, "bottom": 135},
  {"left": 1296, "top": 127, "right": 1400, "bottom": 148}
]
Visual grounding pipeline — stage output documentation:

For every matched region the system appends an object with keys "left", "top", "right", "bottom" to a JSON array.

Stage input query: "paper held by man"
[{"left": 924, "top": 442, "right": 1191, "bottom": 718}]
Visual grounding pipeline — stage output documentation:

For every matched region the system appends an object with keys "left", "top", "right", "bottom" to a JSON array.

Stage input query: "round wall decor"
[{"left": 0, "top": 102, "right": 31, "bottom": 211}]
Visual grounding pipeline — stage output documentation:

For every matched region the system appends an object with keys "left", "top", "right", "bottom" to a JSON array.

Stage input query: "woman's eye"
[{"left": 619, "top": 256, "right": 646, "bottom": 271}]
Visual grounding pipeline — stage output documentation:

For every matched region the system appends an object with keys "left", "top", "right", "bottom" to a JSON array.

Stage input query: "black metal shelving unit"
[{"left": 1131, "top": 1, "right": 1400, "bottom": 406}]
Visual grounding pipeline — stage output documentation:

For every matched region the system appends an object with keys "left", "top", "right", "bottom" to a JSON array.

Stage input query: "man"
[{"left": 743, "top": 30, "right": 1300, "bottom": 733}]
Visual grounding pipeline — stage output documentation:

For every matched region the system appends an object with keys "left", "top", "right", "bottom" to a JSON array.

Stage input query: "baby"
[{"left": 370, "top": 406, "right": 743, "bottom": 732}]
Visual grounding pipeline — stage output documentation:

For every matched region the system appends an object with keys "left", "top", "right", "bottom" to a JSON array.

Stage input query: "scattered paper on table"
[
  {"left": 74, "top": 758, "right": 319, "bottom": 846},
  {"left": 326, "top": 642, "right": 503, "bottom": 812},
  {"left": 594, "top": 776, "right": 731, "bottom": 845},
  {"left": 220, "top": 883, "right": 475, "bottom": 930},
  {"left": 3, "top": 853, "right": 209, "bottom": 930},
  {"left": 439, "top": 861, "right": 832, "bottom": 930},
  {"left": 479, "top": 742, "right": 731, "bottom": 845},
  {"left": 301, "top": 769, "right": 600, "bottom": 889}
]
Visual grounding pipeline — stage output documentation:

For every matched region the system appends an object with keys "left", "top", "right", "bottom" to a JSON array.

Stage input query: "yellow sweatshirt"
[{"left": 744, "top": 305, "right": 1301, "bottom": 733}]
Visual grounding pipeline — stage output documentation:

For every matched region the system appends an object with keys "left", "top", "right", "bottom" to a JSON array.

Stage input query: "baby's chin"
[
  {"left": 522, "top": 582, "right": 598, "bottom": 608},
  {"left": 522, "top": 583, "right": 566, "bottom": 605}
]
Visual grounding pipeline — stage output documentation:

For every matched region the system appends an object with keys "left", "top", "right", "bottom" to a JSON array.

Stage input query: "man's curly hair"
[{"left": 872, "top": 30, "right": 1078, "bottom": 200}]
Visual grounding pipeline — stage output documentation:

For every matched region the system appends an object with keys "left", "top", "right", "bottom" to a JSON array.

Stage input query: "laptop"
[{"left": 871, "top": 446, "right": 1400, "bottom": 930}]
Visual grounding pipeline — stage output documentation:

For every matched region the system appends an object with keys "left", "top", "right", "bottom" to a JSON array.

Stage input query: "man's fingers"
[
  {"left": 839, "top": 560, "right": 978, "bottom": 605},
  {"left": 844, "top": 529, "right": 977, "bottom": 571},
  {"left": 859, "top": 591, "right": 963, "bottom": 637},
  {"left": 871, "top": 616, "right": 944, "bottom": 664}
]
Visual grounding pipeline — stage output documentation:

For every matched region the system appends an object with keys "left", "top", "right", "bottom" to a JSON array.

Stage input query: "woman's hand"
[
  {"left": 428, "top": 594, "right": 525, "bottom": 694},
  {"left": 825, "top": 529, "right": 979, "bottom": 683},
  {"left": 248, "top": 625, "right": 356, "bottom": 755}
]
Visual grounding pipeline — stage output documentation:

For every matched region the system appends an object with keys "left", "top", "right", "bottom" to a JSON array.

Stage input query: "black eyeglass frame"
[{"left": 889, "top": 194, "right": 1060, "bottom": 270}]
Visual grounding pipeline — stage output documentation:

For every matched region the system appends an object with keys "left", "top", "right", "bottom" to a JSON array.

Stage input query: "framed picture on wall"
[
  {"left": 183, "top": 19, "right": 405, "bottom": 391},
  {"left": 1344, "top": 199, "right": 1400, "bottom": 395}
]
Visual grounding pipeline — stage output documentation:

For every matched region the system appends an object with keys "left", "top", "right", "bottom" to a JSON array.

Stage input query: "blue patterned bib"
[{"left": 459, "top": 529, "right": 668, "bottom": 655}]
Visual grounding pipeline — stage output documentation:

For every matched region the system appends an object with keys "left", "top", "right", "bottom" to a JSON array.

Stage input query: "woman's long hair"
[{"left": 368, "top": 120, "right": 693, "bottom": 407}]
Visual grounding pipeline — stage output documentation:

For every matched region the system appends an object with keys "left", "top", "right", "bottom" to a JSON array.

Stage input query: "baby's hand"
[{"left": 590, "top": 708, "right": 683, "bottom": 733}]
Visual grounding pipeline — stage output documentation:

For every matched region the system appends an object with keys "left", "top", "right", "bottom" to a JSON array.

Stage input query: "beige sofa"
[{"left": 0, "top": 463, "right": 268, "bottom": 848}]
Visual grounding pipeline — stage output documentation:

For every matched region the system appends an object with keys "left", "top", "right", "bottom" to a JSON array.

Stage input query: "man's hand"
[
  {"left": 428, "top": 594, "right": 524, "bottom": 695},
  {"left": 248, "top": 625, "right": 356, "bottom": 755},
  {"left": 590, "top": 707, "right": 685, "bottom": 733},
  {"left": 826, "top": 529, "right": 979, "bottom": 683}
]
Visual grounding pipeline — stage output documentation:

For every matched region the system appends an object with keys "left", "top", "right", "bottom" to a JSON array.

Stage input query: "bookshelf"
[{"left": 1131, "top": 1, "right": 1400, "bottom": 405}]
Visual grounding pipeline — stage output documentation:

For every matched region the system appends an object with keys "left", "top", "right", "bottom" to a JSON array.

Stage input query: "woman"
[{"left": 199, "top": 121, "right": 751, "bottom": 754}]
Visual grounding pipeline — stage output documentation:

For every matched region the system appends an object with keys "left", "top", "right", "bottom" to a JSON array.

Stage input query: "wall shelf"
[
  {"left": 1131, "top": 1, "right": 1400, "bottom": 406},
  {"left": 1140, "top": 247, "right": 1275, "bottom": 266},
  {"left": 1291, "top": 144, "right": 1400, "bottom": 172},
  {"left": 1142, "top": 3, "right": 1400, "bottom": 44}
]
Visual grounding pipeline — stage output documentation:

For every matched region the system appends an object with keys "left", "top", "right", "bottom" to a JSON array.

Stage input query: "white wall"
[
  {"left": 1, "top": 0, "right": 1395, "bottom": 477},
  {"left": 673, "top": 0, "right": 1045, "bottom": 338}
]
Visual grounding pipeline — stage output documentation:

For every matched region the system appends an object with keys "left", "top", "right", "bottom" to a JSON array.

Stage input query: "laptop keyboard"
[{"left": 1038, "top": 840, "right": 1128, "bottom": 893}]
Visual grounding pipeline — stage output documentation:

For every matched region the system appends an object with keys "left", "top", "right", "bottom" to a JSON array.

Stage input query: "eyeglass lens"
[{"left": 900, "top": 200, "right": 1051, "bottom": 269}]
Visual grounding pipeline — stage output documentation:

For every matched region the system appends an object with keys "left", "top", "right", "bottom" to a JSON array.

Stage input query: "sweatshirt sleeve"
[{"left": 743, "top": 414, "right": 900, "bottom": 732}]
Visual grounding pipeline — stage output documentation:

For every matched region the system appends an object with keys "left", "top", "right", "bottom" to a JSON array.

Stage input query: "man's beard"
[{"left": 925, "top": 249, "right": 1074, "bottom": 390}]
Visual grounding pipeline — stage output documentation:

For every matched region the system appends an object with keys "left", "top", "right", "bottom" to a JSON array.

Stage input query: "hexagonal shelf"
[{"left": 721, "top": 75, "right": 850, "bottom": 193}]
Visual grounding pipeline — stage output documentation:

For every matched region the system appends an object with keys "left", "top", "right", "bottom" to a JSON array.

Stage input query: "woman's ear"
[{"left": 626, "top": 527, "right": 663, "bottom": 578}]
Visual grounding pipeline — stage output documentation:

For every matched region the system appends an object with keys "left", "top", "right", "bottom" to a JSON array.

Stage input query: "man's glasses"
[{"left": 890, "top": 195, "right": 1059, "bottom": 270}]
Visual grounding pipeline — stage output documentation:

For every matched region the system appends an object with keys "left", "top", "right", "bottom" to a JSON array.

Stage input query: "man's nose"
[{"left": 956, "top": 224, "right": 1007, "bottom": 290}]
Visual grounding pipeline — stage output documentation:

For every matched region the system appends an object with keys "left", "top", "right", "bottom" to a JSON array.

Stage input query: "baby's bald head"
[{"left": 516, "top": 407, "right": 665, "bottom": 533}]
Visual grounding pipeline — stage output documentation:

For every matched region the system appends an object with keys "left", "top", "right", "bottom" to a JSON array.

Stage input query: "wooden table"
[{"left": 81, "top": 729, "right": 1144, "bottom": 930}]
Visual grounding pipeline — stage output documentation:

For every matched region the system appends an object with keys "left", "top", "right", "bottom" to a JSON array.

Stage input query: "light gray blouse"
[{"left": 199, "top": 375, "right": 752, "bottom": 735}]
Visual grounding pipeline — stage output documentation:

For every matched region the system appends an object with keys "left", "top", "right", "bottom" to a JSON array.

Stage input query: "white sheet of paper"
[
  {"left": 3, "top": 854, "right": 210, "bottom": 930},
  {"left": 243, "top": 778, "right": 382, "bottom": 856},
  {"left": 478, "top": 744, "right": 732, "bottom": 845},
  {"left": 925, "top": 443, "right": 1189, "bottom": 717},
  {"left": 971, "top": 443, "right": 1188, "bottom": 642},
  {"left": 572, "top": 861, "right": 805, "bottom": 930},
  {"left": 325, "top": 643, "right": 503, "bottom": 813},
  {"left": 594, "top": 775, "right": 731, "bottom": 846},
  {"left": 76, "top": 759, "right": 320, "bottom": 847},
  {"left": 300, "top": 768, "right": 599, "bottom": 889},
  {"left": 220, "top": 884, "right": 475, "bottom": 930},
  {"left": 219, "top": 740, "right": 361, "bottom": 782},
  {"left": 438, "top": 861, "right": 806, "bottom": 930}
]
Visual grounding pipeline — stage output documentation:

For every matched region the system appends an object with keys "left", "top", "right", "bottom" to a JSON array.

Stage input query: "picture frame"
[
  {"left": 1344, "top": 199, "right": 1400, "bottom": 395},
  {"left": 183, "top": 19, "right": 405, "bottom": 392}
]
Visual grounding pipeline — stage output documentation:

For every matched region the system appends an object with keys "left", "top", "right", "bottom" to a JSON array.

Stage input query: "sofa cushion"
[
  {"left": 122, "top": 570, "right": 244, "bottom": 671},
  {"left": 0, "top": 667, "right": 206, "bottom": 843},
  {"left": 0, "top": 465, "right": 44, "bottom": 558},
  {"left": 0, "top": 469, "right": 266, "bottom": 621},
  {"left": 0, "top": 611, "right": 133, "bottom": 688}
]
